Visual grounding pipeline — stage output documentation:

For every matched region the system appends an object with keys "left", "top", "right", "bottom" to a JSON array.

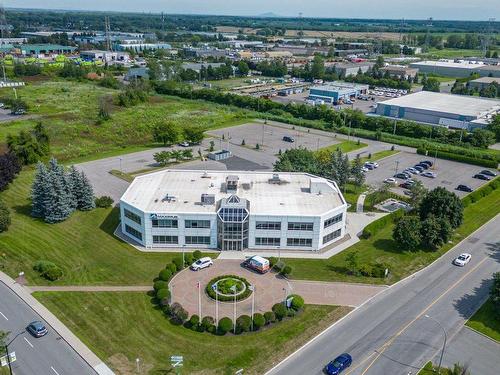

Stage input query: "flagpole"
[
  {"left": 251, "top": 285, "right": 255, "bottom": 331},
  {"left": 215, "top": 284, "right": 218, "bottom": 326},
  {"left": 198, "top": 280, "right": 202, "bottom": 318}
]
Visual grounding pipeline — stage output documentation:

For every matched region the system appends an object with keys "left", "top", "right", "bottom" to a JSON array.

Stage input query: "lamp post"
[
  {"left": 249, "top": 285, "right": 255, "bottom": 331},
  {"left": 230, "top": 285, "right": 237, "bottom": 334},
  {"left": 182, "top": 245, "right": 185, "bottom": 269},
  {"left": 4, "top": 331, "right": 24, "bottom": 375},
  {"left": 118, "top": 157, "right": 123, "bottom": 173},
  {"left": 424, "top": 314, "right": 447, "bottom": 374}
]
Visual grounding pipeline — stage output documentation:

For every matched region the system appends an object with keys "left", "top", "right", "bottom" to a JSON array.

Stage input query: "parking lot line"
[
  {"left": 0, "top": 311, "right": 8, "bottom": 320},
  {"left": 24, "top": 337, "right": 34, "bottom": 348}
]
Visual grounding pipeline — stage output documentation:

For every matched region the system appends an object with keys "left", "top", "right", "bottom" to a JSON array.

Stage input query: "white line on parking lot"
[
  {"left": 23, "top": 337, "right": 34, "bottom": 348},
  {"left": 51, "top": 366, "right": 60, "bottom": 375},
  {"left": 0, "top": 311, "right": 8, "bottom": 320}
]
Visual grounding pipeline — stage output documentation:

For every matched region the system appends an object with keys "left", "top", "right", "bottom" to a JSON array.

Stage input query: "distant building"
[
  {"left": 183, "top": 47, "right": 227, "bottom": 59},
  {"left": 475, "top": 65, "right": 500, "bottom": 78},
  {"left": 380, "top": 65, "right": 419, "bottom": 80},
  {"left": 181, "top": 62, "right": 227, "bottom": 73},
  {"left": 309, "top": 81, "right": 369, "bottom": 104},
  {"left": 125, "top": 67, "right": 149, "bottom": 81},
  {"left": 332, "top": 62, "right": 374, "bottom": 78},
  {"left": 14, "top": 44, "right": 76, "bottom": 56},
  {"left": 80, "top": 50, "right": 130, "bottom": 63},
  {"left": 410, "top": 60, "right": 484, "bottom": 78},
  {"left": 116, "top": 43, "right": 171, "bottom": 52},
  {"left": 0, "top": 37, "right": 27, "bottom": 45},
  {"left": 119, "top": 170, "right": 347, "bottom": 251},
  {"left": 468, "top": 77, "right": 500, "bottom": 91},
  {"left": 375, "top": 91, "right": 500, "bottom": 130}
]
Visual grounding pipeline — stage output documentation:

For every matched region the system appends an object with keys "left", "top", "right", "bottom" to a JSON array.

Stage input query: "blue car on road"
[{"left": 324, "top": 353, "right": 352, "bottom": 375}]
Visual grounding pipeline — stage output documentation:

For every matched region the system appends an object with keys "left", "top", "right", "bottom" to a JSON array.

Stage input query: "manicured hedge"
[
  {"left": 362, "top": 209, "right": 404, "bottom": 239},
  {"left": 205, "top": 275, "right": 252, "bottom": 302},
  {"left": 462, "top": 177, "right": 500, "bottom": 207},
  {"left": 417, "top": 148, "right": 499, "bottom": 168}
]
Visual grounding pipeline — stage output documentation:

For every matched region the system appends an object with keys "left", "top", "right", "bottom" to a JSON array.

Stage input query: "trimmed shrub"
[
  {"left": 252, "top": 313, "right": 265, "bottom": 330},
  {"left": 193, "top": 250, "right": 202, "bottom": 260},
  {"left": 158, "top": 269, "right": 172, "bottom": 281},
  {"left": 172, "top": 257, "right": 184, "bottom": 271},
  {"left": 264, "top": 311, "right": 276, "bottom": 324},
  {"left": 189, "top": 314, "right": 200, "bottom": 330},
  {"left": 0, "top": 201, "right": 11, "bottom": 233},
  {"left": 272, "top": 303, "right": 287, "bottom": 321},
  {"left": 268, "top": 257, "right": 278, "bottom": 267},
  {"left": 156, "top": 288, "right": 171, "bottom": 305},
  {"left": 153, "top": 280, "right": 168, "bottom": 291},
  {"left": 33, "top": 260, "right": 63, "bottom": 281},
  {"left": 43, "top": 266, "right": 63, "bottom": 281},
  {"left": 462, "top": 177, "right": 499, "bottom": 207},
  {"left": 371, "top": 263, "right": 389, "bottom": 278},
  {"left": 359, "top": 264, "right": 373, "bottom": 277},
  {"left": 94, "top": 195, "right": 114, "bottom": 208},
  {"left": 280, "top": 265, "right": 292, "bottom": 276},
  {"left": 166, "top": 263, "right": 177, "bottom": 274},
  {"left": 362, "top": 209, "right": 404, "bottom": 239},
  {"left": 236, "top": 315, "right": 252, "bottom": 333},
  {"left": 201, "top": 316, "right": 215, "bottom": 332},
  {"left": 170, "top": 302, "right": 188, "bottom": 324},
  {"left": 290, "top": 295, "right": 305, "bottom": 311},
  {"left": 417, "top": 148, "right": 498, "bottom": 168},
  {"left": 184, "top": 253, "right": 194, "bottom": 265},
  {"left": 206, "top": 275, "right": 252, "bottom": 302},
  {"left": 217, "top": 317, "right": 233, "bottom": 335}
]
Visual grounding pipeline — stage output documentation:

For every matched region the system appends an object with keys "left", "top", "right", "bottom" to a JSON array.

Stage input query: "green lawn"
[
  {"left": 419, "top": 48, "right": 483, "bottom": 59},
  {"left": 34, "top": 292, "right": 351, "bottom": 375},
  {"left": 319, "top": 139, "right": 368, "bottom": 154},
  {"left": 359, "top": 149, "right": 400, "bottom": 163},
  {"left": 285, "top": 187, "right": 500, "bottom": 284},
  {"left": 0, "top": 80, "right": 252, "bottom": 162},
  {"left": 343, "top": 183, "right": 366, "bottom": 212},
  {"left": 0, "top": 169, "right": 216, "bottom": 286},
  {"left": 466, "top": 299, "right": 500, "bottom": 342}
]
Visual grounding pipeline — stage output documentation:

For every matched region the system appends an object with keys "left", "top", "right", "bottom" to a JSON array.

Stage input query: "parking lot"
[
  {"left": 208, "top": 121, "right": 339, "bottom": 155},
  {"left": 364, "top": 151, "right": 495, "bottom": 197}
]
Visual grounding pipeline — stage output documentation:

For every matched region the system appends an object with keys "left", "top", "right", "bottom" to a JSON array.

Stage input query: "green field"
[
  {"left": 419, "top": 48, "right": 483, "bottom": 59},
  {"left": 319, "top": 139, "right": 368, "bottom": 154},
  {"left": 34, "top": 292, "right": 351, "bottom": 375},
  {"left": 466, "top": 299, "right": 500, "bottom": 342},
  {"left": 0, "top": 80, "right": 252, "bottom": 162},
  {"left": 285, "top": 187, "right": 500, "bottom": 284}
]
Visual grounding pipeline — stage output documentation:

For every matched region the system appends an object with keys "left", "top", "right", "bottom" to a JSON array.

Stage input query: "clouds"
[{"left": 5, "top": 0, "right": 499, "bottom": 20}]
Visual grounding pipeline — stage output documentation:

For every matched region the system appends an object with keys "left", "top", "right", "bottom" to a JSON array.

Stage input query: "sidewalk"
[
  {"left": 0, "top": 271, "right": 115, "bottom": 375},
  {"left": 28, "top": 285, "right": 151, "bottom": 292}
]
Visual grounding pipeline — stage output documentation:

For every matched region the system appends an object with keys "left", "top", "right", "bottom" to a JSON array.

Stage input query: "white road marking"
[
  {"left": 51, "top": 366, "right": 60, "bottom": 375},
  {"left": 23, "top": 337, "right": 34, "bottom": 348},
  {"left": 0, "top": 311, "right": 8, "bottom": 320}
]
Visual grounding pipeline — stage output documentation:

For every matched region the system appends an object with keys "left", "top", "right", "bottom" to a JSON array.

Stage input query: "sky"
[{"left": 4, "top": 0, "right": 500, "bottom": 21}]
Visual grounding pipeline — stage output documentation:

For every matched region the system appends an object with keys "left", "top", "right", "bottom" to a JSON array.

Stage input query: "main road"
[
  {"left": 267, "top": 215, "right": 500, "bottom": 375},
  {"left": 0, "top": 282, "right": 96, "bottom": 375}
]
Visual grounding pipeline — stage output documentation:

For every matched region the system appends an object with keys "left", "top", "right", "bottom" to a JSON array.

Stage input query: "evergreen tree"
[
  {"left": 351, "top": 156, "right": 365, "bottom": 187},
  {"left": 77, "top": 171, "right": 95, "bottom": 211},
  {"left": 67, "top": 166, "right": 82, "bottom": 210},
  {"left": 31, "top": 162, "right": 50, "bottom": 218},
  {"left": 44, "top": 158, "right": 74, "bottom": 223}
]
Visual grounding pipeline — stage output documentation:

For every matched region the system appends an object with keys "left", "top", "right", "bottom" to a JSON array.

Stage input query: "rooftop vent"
[
  {"left": 226, "top": 175, "right": 239, "bottom": 192},
  {"left": 268, "top": 173, "right": 281, "bottom": 184},
  {"left": 201, "top": 193, "right": 215, "bottom": 205},
  {"left": 162, "top": 194, "right": 177, "bottom": 203}
]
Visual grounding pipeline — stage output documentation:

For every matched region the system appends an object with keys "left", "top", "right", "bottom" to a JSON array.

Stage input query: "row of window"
[
  {"left": 255, "top": 237, "right": 281, "bottom": 246},
  {"left": 152, "top": 219, "right": 211, "bottom": 229},
  {"left": 153, "top": 235, "right": 178, "bottom": 244},
  {"left": 255, "top": 221, "right": 314, "bottom": 231},
  {"left": 152, "top": 235, "right": 211, "bottom": 245},
  {"left": 324, "top": 214, "right": 343, "bottom": 229},
  {"left": 255, "top": 237, "right": 315, "bottom": 247},
  {"left": 124, "top": 209, "right": 142, "bottom": 225},
  {"left": 185, "top": 236, "right": 211, "bottom": 245},
  {"left": 287, "top": 238, "right": 313, "bottom": 247},
  {"left": 125, "top": 225, "right": 142, "bottom": 240},
  {"left": 287, "top": 222, "right": 314, "bottom": 231},
  {"left": 323, "top": 229, "right": 342, "bottom": 244}
]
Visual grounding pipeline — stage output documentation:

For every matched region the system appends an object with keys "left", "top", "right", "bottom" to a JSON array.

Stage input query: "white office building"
[{"left": 120, "top": 170, "right": 347, "bottom": 252}]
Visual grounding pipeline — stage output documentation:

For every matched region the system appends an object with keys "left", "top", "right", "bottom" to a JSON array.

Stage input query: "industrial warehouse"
[
  {"left": 119, "top": 170, "right": 347, "bottom": 251},
  {"left": 375, "top": 91, "right": 500, "bottom": 130},
  {"left": 308, "top": 81, "right": 369, "bottom": 104}
]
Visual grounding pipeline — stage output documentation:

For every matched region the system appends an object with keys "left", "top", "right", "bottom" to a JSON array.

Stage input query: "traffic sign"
[{"left": 1, "top": 352, "right": 17, "bottom": 367}]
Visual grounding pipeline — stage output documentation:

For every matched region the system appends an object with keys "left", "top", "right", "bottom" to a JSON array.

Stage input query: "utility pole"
[{"left": 395, "top": 160, "right": 400, "bottom": 175}]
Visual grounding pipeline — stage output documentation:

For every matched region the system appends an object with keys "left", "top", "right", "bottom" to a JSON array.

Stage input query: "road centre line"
[{"left": 23, "top": 337, "right": 34, "bottom": 348}]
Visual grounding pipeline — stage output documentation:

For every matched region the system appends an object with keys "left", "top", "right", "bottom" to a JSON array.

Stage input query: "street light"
[
  {"left": 4, "top": 331, "right": 24, "bottom": 375},
  {"left": 424, "top": 314, "right": 447, "bottom": 374}
]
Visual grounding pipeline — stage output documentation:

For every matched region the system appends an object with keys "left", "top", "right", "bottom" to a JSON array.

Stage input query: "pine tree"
[
  {"left": 77, "top": 171, "right": 95, "bottom": 211},
  {"left": 44, "top": 158, "right": 74, "bottom": 223},
  {"left": 67, "top": 166, "right": 82, "bottom": 211},
  {"left": 31, "top": 162, "right": 50, "bottom": 218}
]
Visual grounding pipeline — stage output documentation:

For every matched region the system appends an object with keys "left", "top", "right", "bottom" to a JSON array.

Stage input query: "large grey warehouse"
[
  {"left": 410, "top": 60, "right": 500, "bottom": 78},
  {"left": 375, "top": 91, "right": 500, "bottom": 130}
]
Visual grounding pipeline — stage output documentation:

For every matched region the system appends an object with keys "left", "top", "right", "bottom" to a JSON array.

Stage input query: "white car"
[
  {"left": 190, "top": 257, "right": 213, "bottom": 271},
  {"left": 365, "top": 161, "right": 379, "bottom": 169},
  {"left": 453, "top": 253, "right": 471, "bottom": 267},
  {"left": 178, "top": 141, "right": 190, "bottom": 147},
  {"left": 384, "top": 177, "right": 397, "bottom": 185},
  {"left": 421, "top": 171, "right": 437, "bottom": 178},
  {"left": 405, "top": 167, "right": 420, "bottom": 175}
]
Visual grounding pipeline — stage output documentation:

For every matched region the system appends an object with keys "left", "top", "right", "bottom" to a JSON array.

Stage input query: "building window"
[
  {"left": 125, "top": 225, "right": 142, "bottom": 240},
  {"left": 185, "top": 220, "right": 210, "bottom": 229},
  {"left": 255, "top": 237, "right": 281, "bottom": 246},
  {"left": 152, "top": 219, "right": 178, "bottom": 228},
  {"left": 323, "top": 229, "right": 341, "bottom": 244},
  {"left": 185, "top": 236, "right": 211, "bottom": 245},
  {"left": 153, "top": 235, "right": 178, "bottom": 244},
  {"left": 255, "top": 221, "right": 281, "bottom": 230},
  {"left": 286, "top": 238, "right": 312, "bottom": 247},
  {"left": 324, "top": 214, "right": 343, "bottom": 228},
  {"left": 124, "top": 209, "right": 141, "bottom": 225},
  {"left": 288, "top": 222, "right": 314, "bottom": 231}
]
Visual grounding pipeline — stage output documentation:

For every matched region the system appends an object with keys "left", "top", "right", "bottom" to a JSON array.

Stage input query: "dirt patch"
[{"left": 107, "top": 353, "right": 154, "bottom": 375}]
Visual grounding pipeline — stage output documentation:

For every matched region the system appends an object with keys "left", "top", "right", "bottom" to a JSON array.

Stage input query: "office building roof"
[{"left": 121, "top": 170, "right": 345, "bottom": 216}]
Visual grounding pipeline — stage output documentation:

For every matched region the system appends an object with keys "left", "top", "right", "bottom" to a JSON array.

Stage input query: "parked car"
[
  {"left": 384, "top": 177, "right": 397, "bottom": 185},
  {"left": 414, "top": 165, "right": 425, "bottom": 173},
  {"left": 473, "top": 174, "right": 491, "bottom": 181},
  {"left": 190, "top": 257, "right": 213, "bottom": 271},
  {"left": 27, "top": 321, "right": 48, "bottom": 338},
  {"left": 421, "top": 171, "right": 437, "bottom": 178},
  {"left": 453, "top": 253, "right": 471, "bottom": 267},
  {"left": 400, "top": 182, "right": 414, "bottom": 189},
  {"left": 361, "top": 167, "right": 369, "bottom": 173},
  {"left": 405, "top": 167, "right": 420, "bottom": 175},
  {"left": 416, "top": 163, "right": 430, "bottom": 170},
  {"left": 420, "top": 160, "right": 433, "bottom": 167},
  {"left": 364, "top": 161, "right": 379, "bottom": 169},
  {"left": 394, "top": 173, "right": 410, "bottom": 180},
  {"left": 480, "top": 170, "right": 497, "bottom": 177},
  {"left": 178, "top": 141, "right": 190, "bottom": 147},
  {"left": 283, "top": 136, "right": 295, "bottom": 143},
  {"left": 242, "top": 255, "right": 270, "bottom": 274},
  {"left": 324, "top": 353, "right": 352, "bottom": 375},
  {"left": 456, "top": 184, "right": 473, "bottom": 192},
  {"left": 13, "top": 109, "right": 26, "bottom": 115}
]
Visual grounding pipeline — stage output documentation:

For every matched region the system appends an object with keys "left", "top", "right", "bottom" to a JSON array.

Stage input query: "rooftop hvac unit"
[
  {"left": 201, "top": 194, "right": 215, "bottom": 205},
  {"left": 162, "top": 194, "right": 177, "bottom": 202},
  {"left": 268, "top": 173, "right": 281, "bottom": 184}
]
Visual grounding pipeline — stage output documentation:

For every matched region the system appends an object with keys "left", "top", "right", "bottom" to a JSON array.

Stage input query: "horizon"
[{"left": 4, "top": 0, "right": 500, "bottom": 22}]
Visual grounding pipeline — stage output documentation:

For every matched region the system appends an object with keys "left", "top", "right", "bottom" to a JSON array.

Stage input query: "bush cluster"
[
  {"left": 33, "top": 260, "right": 63, "bottom": 281},
  {"left": 462, "top": 177, "right": 499, "bottom": 207},
  {"left": 94, "top": 196, "right": 114, "bottom": 208},
  {"left": 417, "top": 148, "right": 498, "bottom": 168},
  {"left": 205, "top": 275, "right": 252, "bottom": 302},
  {"left": 268, "top": 257, "right": 293, "bottom": 277}
]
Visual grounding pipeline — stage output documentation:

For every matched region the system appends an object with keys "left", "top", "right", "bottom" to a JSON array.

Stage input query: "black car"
[
  {"left": 394, "top": 173, "right": 409, "bottom": 180},
  {"left": 456, "top": 184, "right": 473, "bottom": 192},
  {"left": 473, "top": 174, "right": 491, "bottom": 181},
  {"left": 420, "top": 160, "right": 433, "bottom": 167},
  {"left": 414, "top": 165, "right": 425, "bottom": 173},
  {"left": 283, "top": 136, "right": 295, "bottom": 143},
  {"left": 416, "top": 163, "right": 430, "bottom": 170},
  {"left": 480, "top": 170, "right": 497, "bottom": 177},
  {"left": 27, "top": 321, "right": 48, "bottom": 337},
  {"left": 400, "top": 182, "right": 413, "bottom": 189}
]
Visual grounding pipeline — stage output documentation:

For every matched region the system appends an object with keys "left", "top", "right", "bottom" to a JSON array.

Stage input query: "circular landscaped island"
[{"left": 206, "top": 275, "right": 252, "bottom": 302}]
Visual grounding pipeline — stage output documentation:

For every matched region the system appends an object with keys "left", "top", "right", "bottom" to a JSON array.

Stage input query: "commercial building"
[
  {"left": 375, "top": 91, "right": 500, "bottom": 130},
  {"left": 80, "top": 50, "right": 130, "bottom": 63},
  {"left": 380, "top": 65, "right": 419, "bottom": 80},
  {"left": 468, "top": 77, "right": 500, "bottom": 90},
  {"left": 116, "top": 43, "right": 171, "bottom": 52},
  {"left": 332, "top": 62, "right": 374, "bottom": 78},
  {"left": 409, "top": 60, "right": 491, "bottom": 78},
  {"left": 309, "top": 81, "right": 369, "bottom": 104},
  {"left": 15, "top": 44, "right": 77, "bottom": 56},
  {"left": 120, "top": 170, "right": 347, "bottom": 251}
]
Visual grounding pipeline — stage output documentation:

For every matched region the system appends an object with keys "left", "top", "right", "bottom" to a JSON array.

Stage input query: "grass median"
[
  {"left": 285, "top": 187, "right": 500, "bottom": 284},
  {"left": 34, "top": 291, "right": 351, "bottom": 374},
  {"left": 466, "top": 299, "right": 500, "bottom": 342}
]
